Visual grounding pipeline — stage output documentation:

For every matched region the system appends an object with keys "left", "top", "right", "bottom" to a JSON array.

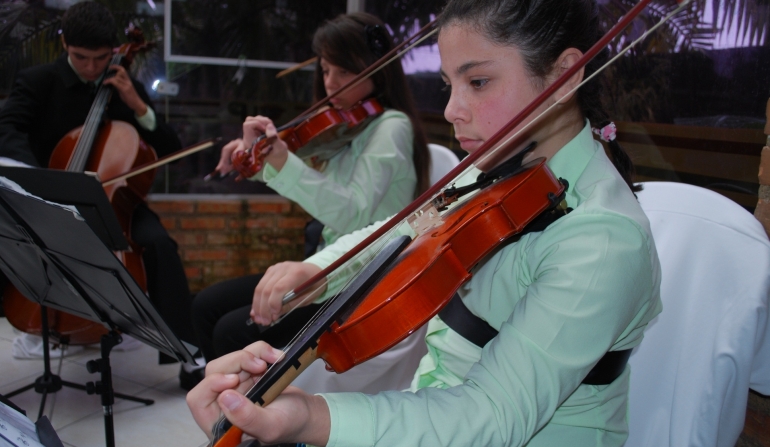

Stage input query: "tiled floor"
[{"left": 0, "top": 317, "right": 209, "bottom": 447}]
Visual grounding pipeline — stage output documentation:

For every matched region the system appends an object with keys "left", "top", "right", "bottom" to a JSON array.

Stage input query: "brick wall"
[{"left": 147, "top": 194, "right": 310, "bottom": 293}]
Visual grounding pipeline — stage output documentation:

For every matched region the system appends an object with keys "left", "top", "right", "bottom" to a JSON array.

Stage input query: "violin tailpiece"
[{"left": 408, "top": 202, "right": 443, "bottom": 236}]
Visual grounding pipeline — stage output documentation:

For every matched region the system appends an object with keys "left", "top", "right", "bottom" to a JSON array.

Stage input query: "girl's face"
[
  {"left": 320, "top": 58, "right": 375, "bottom": 110},
  {"left": 439, "top": 24, "right": 558, "bottom": 169}
]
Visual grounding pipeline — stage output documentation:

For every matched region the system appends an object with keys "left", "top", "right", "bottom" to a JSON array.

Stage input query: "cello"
[{"left": 2, "top": 29, "right": 157, "bottom": 346}]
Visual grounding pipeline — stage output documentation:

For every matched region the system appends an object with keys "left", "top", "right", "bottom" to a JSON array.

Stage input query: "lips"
[{"left": 456, "top": 136, "right": 483, "bottom": 152}]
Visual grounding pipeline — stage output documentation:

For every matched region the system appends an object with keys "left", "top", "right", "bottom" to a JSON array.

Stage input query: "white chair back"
[
  {"left": 428, "top": 143, "right": 461, "bottom": 186},
  {"left": 627, "top": 181, "right": 770, "bottom": 447}
]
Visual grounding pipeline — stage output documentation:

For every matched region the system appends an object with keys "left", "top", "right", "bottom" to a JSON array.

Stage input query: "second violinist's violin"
[{"left": 230, "top": 97, "right": 384, "bottom": 178}]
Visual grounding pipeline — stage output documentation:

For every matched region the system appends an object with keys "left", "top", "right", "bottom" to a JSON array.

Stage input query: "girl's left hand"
[
  {"left": 242, "top": 116, "right": 290, "bottom": 171},
  {"left": 103, "top": 64, "right": 147, "bottom": 117},
  {"left": 185, "top": 341, "right": 330, "bottom": 446}
]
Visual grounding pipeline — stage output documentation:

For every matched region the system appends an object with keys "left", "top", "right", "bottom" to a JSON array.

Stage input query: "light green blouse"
[
  {"left": 259, "top": 109, "right": 416, "bottom": 247},
  {"left": 305, "top": 123, "right": 662, "bottom": 447}
]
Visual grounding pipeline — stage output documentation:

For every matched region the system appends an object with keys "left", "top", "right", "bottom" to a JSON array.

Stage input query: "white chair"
[
  {"left": 627, "top": 181, "right": 770, "bottom": 447},
  {"left": 428, "top": 143, "right": 461, "bottom": 186},
  {"left": 292, "top": 143, "right": 461, "bottom": 394}
]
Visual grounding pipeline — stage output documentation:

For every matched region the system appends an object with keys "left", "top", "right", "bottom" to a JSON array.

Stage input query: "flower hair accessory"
[{"left": 592, "top": 122, "right": 617, "bottom": 143}]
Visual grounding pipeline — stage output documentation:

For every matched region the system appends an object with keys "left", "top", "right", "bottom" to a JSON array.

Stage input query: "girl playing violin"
[
  {"left": 186, "top": 12, "right": 431, "bottom": 384},
  {"left": 187, "top": 0, "right": 662, "bottom": 445}
]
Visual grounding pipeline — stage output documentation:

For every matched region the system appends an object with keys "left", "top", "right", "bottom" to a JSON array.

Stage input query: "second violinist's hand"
[
  {"left": 185, "top": 342, "right": 330, "bottom": 446},
  {"left": 216, "top": 138, "right": 245, "bottom": 176},
  {"left": 251, "top": 261, "right": 325, "bottom": 325},
  {"left": 242, "top": 116, "right": 289, "bottom": 172}
]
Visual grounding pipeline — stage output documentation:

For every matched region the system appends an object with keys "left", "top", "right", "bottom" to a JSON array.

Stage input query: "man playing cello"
[{"left": 0, "top": 1, "right": 196, "bottom": 378}]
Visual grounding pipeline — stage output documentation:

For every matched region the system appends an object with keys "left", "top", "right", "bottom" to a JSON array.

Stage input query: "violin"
[
  {"left": 211, "top": 158, "right": 568, "bottom": 446},
  {"left": 2, "top": 28, "right": 156, "bottom": 345},
  {"left": 219, "top": 20, "right": 439, "bottom": 181},
  {"left": 230, "top": 97, "right": 384, "bottom": 178}
]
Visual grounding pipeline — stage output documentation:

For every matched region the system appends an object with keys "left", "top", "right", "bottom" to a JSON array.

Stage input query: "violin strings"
[{"left": 474, "top": 0, "right": 692, "bottom": 171}]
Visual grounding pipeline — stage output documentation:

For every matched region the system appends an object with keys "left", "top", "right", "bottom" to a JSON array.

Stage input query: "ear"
[
  {"left": 60, "top": 34, "right": 68, "bottom": 50},
  {"left": 551, "top": 48, "right": 584, "bottom": 105}
]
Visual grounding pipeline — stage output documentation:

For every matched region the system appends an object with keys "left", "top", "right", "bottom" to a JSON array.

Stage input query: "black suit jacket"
[{"left": 0, "top": 54, "right": 181, "bottom": 167}]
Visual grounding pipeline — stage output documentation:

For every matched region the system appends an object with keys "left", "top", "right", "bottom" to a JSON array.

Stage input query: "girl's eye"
[
  {"left": 441, "top": 84, "right": 451, "bottom": 92},
  {"left": 470, "top": 79, "right": 488, "bottom": 89}
]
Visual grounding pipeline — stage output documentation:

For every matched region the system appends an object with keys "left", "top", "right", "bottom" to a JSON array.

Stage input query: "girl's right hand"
[
  {"left": 251, "top": 261, "right": 325, "bottom": 326},
  {"left": 215, "top": 138, "right": 245, "bottom": 176},
  {"left": 185, "top": 341, "right": 331, "bottom": 446}
]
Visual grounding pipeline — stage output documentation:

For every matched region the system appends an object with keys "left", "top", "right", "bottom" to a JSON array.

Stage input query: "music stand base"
[{"left": 4, "top": 311, "right": 153, "bottom": 433}]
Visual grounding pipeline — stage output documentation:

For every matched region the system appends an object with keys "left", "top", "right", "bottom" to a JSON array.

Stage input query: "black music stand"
[{"left": 0, "top": 170, "right": 195, "bottom": 447}]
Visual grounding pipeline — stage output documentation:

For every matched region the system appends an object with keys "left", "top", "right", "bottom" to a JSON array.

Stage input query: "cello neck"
[{"left": 66, "top": 52, "right": 125, "bottom": 172}]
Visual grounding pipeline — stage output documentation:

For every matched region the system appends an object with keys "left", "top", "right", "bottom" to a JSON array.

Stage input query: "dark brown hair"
[
  {"left": 438, "top": 0, "right": 639, "bottom": 192},
  {"left": 61, "top": 1, "right": 117, "bottom": 50},
  {"left": 312, "top": 12, "right": 431, "bottom": 197}
]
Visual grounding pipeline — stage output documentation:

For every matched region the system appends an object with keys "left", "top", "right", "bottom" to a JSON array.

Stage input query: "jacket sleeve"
[
  {"left": 129, "top": 78, "right": 182, "bottom": 157},
  {"left": 262, "top": 114, "right": 414, "bottom": 237},
  {"left": 0, "top": 71, "right": 48, "bottom": 167}
]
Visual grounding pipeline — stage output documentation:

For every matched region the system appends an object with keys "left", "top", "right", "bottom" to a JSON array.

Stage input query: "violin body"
[
  {"left": 317, "top": 158, "right": 565, "bottom": 372},
  {"left": 231, "top": 98, "right": 384, "bottom": 177}
]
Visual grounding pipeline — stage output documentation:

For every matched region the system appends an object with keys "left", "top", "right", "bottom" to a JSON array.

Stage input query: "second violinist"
[{"left": 186, "top": 12, "right": 431, "bottom": 388}]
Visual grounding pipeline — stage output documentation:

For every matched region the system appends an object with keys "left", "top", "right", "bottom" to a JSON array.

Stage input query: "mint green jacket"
[
  {"left": 306, "top": 123, "right": 662, "bottom": 447},
  {"left": 261, "top": 110, "right": 415, "bottom": 247}
]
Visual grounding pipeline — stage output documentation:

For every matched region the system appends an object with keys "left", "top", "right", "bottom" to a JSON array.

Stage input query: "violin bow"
[
  {"left": 282, "top": 0, "right": 693, "bottom": 304},
  {"left": 101, "top": 137, "right": 220, "bottom": 186},
  {"left": 275, "top": 56, "right": 318, "bottom": 79},
  {"left": 279, "top": 20, "right": 438, "bottom": 129}
]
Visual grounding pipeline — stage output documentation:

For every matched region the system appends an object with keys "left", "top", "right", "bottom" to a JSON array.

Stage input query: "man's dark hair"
[{"left": 61, "top": 1, "right": 117, "bottom": 49}]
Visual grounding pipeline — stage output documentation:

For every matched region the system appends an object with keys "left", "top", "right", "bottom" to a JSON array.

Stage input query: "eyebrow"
[
  {"left": 72, "top": 51, "right": 111, "bottom": 59},
  {"left": 440, "top": 60, "right": 495, "bottom": 78}
]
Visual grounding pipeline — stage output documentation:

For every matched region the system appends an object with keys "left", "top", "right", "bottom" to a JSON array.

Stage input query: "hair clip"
[
  {"left": 365, "top": 24, "right": 390, "bottom": 59},
  {"left": 592, "top": 122, "right": 617, "bottom": 143}
]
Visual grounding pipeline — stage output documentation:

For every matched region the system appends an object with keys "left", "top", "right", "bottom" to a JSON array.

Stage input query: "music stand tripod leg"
[
  {"left": 85, "top": 331, "right": 154, "bottom": 447},
  {"left": 4, "top": 305, "right": 67, "bottom": 421}
]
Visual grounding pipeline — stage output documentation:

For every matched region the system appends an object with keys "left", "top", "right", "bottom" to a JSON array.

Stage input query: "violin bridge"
[{"left": 408, "top": 202, "right": 443, "bottom": 236}]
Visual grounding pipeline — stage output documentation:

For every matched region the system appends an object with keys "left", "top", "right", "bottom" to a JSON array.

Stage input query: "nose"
[
  {"left": 324, "top": 71, "right": 340, "bottom": 95},
  {"left": 443, "top": 88, "right": 469, "bottom": 125},
  {"left": 85, "top": 59, "right": 99, "bottom": 76}
]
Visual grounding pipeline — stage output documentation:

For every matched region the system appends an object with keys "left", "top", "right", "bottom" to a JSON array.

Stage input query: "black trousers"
[
  {"left": 191, "top": 219, "right": 324, "bottom": 361},
  {"left": 190, "top": 274, "right": 321, "bottom": 361},
  {"left": 131, "top": 203, "right": 196, "bottom": 347}
]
